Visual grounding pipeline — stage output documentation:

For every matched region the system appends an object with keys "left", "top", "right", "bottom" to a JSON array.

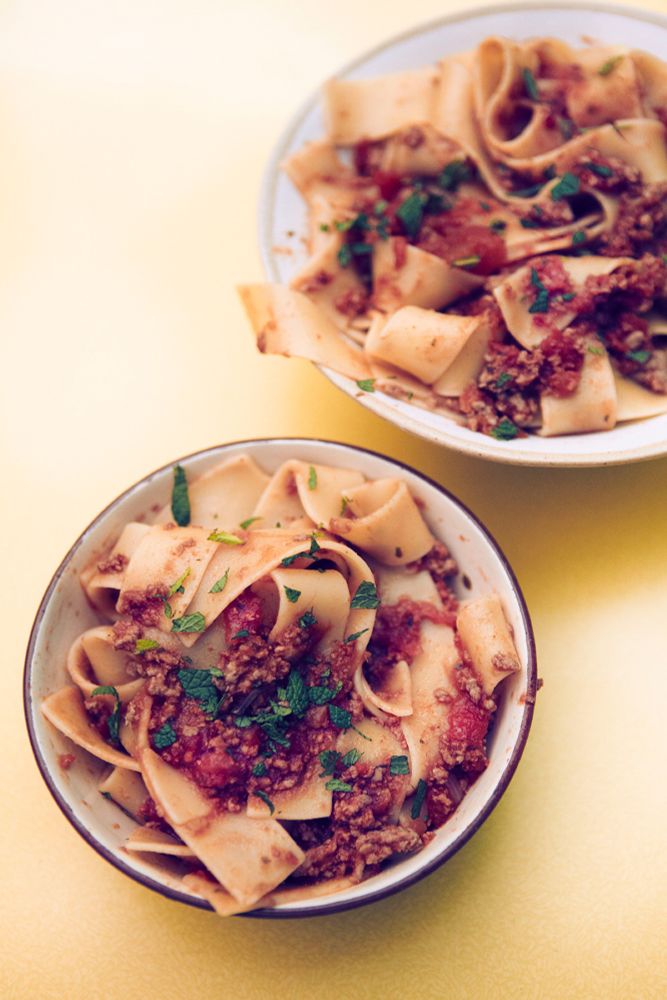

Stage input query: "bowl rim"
[
  {"left": 257, "top": 0, "right": 667, "bottom": 468},
  {"left": 24, "top": 437, "right": 538, "bottom": 919}
]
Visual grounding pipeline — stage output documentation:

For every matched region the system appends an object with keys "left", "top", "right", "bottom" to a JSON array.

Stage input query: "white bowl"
[
  {"left": 259, "top": 2, "right": 667, "bottom": 467},
  {"left": 24, "top": 439, "right": 537, "bottom": 917}
]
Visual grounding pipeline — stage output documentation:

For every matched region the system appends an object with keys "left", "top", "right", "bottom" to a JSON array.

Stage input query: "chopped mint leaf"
[
  {"left": 452, "top": 255, "right": 480, "bottom": 269},
  {"left": 572, "top": 230, "right": 586, "bottom": 246},
  {"left": 489, "top": 219, "right": 506, "bottom": 232},
  {"left": 168, "top": 567, "right": 191, "bottom": 598},
  {"left": 90, "top": 685, "right": 121, "bottom": 746},
  {"left": 285, "top": 669, "right": 309, "bottom": 717},
  {"left": 495, "top": 372, "right": 512, "bottom": 390},
  {"left": 520, "top": 218, "right": 539, "bottom": 229},
  {"left": 252, "top": 761, "right": 267, "bottom": 777},
  {"left": 177, "top": 667, "right": 222, "bottom": 716},
  {"left": 171, "top": 612, "right": 206, "bottom": 633},
  {"left": 239, "top": 516, "right": 261, "bottom": 530},
  {"left": 350, "top": 581, "right": 380, "bottom": 609},
  {"left": 308, "top": 465, "right": 317, "bottom": 490},
  {"left": 337, "top": 244, "right": 352, "bottom": 267},
  {"left": 341, "top": 748, "right": 362, "bottom": 768},
  {"left": 233, "top": 628, "right": 249, "bottom": 639},
  {"left": 396, "top": 191, "right": 425, "bottom": 238},
  {"left": 298, "top": 609, "right": 317, "bottom": 629},
  {"left": 390, "top": 755, "right": 410, "bottom": 776},
  {"left": 438, "top": 160, "right": 469, "bottom": 192},
  {"left": 528, "top": 267, "right": 550, "bottom": 314},
  {"left": 325, "top": 778, "right": 353, "bottom": 793},
  {"left": 512, "top": 182, "right": 544, "bottom": 198},
  {"left": 171, "top": 465, "right": 190, "bottom": 527},
  {"left": 491, "top": 417, "right": 520, "bottom": 441},
  {"left": 587, "top": 162, "right": 613, "bottom": 178},
  {"left": 153, "top": 722, "right": 177, "bottom": 749},
  {"left": 208, "top": 530, "right": 244, "bottom": 545},
  {"left": 309, "top": 681, "right": 342, "bottom": 706},
  {"left": 344, "top": 628, "right": 370, "bottom": 644},
  {"left": 254, "top": 790, "right": 275, "bottom": 814},
  {"left": 598, "top": 55, "right": 623, "bottom": 77},
  {"left": 522, "top": 66, "right": 540, "bottom": 101},
  {"left": 356, "top": 378, "right": 376, "bottom": 392},
  {"left": 284, "top": 585, "right": 301, "bottom": 603},
  {"left": 318, "top": 750, "right": 340, "bottom": 776},
  {"left": 135, "top": 638, "right": 160, "bottom": 653},
  {"left": 328, "top": 704, "right": 352, "bottom": 729},
  {"left": 588, "top": 346, "right": 605, "bottom": 356},
  {"left": 209, "top": 569, "right": 229, "bottom": 594},
  {"left": 411, "top": 778, "right": 428, "bottom": 819},
  {"left": 627, "top": 349, "right": 650, "bottom": 364},
  {"left": 551, "top": 172, "right": 580, "bottom": 201}
]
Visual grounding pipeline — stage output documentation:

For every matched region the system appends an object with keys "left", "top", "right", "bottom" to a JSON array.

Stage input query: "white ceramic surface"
[
  {"left": 25, "top": 439, "right": 536, "bottom": 917},
  {"left": 259, "top": 2, "right": 667, "bottom": 467}
]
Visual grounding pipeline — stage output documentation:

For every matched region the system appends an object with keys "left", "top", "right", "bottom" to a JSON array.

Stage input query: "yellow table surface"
[{"left": 2, "top": 1, "right": 667, "bottom": 997}]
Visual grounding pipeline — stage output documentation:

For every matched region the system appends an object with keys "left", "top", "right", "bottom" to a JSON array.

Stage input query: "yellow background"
[{"left": 2, "top": 1, "right": 666, "bottom": 997}]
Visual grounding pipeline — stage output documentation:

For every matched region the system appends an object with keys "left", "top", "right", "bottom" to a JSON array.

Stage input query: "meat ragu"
[
  {"left": 239, "top": 35, "right": 667, "bottom": 439},
  {"left": 41, "top": 453, "right": 523, "bottom": 915}
]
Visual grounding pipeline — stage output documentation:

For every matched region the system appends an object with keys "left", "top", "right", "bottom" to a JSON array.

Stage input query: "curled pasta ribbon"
[{"left": 331, "top": 478, "right": 434, "bottom": 566}]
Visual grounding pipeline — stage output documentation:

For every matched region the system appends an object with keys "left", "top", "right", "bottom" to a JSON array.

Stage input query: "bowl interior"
[
  {"left": 260, "top": 2, "right": 667, "bottom": 467},
  {"left": 25, "top": 439, "right": 536, "bottom": 916}
]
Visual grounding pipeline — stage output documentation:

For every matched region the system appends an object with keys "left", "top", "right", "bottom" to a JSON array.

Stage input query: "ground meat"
[
  {"left": 571, "top": 148, "right": 641, "bottom": 195},
  {"left": 598, "top": 184, "right": 667, "bottom": 257},
  {"left": 407, "top": 541, "right": 459, "bottom": 609},
  {"left": 456, "top": 292, "right": 508, "bottom": 342},
  {"left": 96, "top": 552, "right": 128, "bottom": 575},
  {"left": 365, "top": 598, "right": 456, "bottom": 689},
  {"left": 334, "top": 287, "right": 369, "bottom": 318},
  {"left": 116, "top": 586, "right": 167, "bottom": 627},
  {"left": 355, "top": 826, "right": 422, "bottom": 865},
  {"left": 58, "top": 753, "right": 75, "bottom": 770},
  {"left": 219, "top": 623, "right": 311, "bottom": 699}
]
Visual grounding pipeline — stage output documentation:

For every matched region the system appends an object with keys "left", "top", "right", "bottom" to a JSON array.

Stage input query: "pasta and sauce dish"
[
  {"left": 41, "top": 453, "right": 521, "bottom": 915},
  {"left": 241, "top": 36, "right": 667, "bottom": 440}
]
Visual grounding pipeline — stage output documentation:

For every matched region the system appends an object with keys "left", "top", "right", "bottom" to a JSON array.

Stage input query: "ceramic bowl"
[
  {"left": 259, "top": 2, "right": 667, "bottom": 467},
  {"left": 24, "top": 438, "right": 537, "bottom": 917}
]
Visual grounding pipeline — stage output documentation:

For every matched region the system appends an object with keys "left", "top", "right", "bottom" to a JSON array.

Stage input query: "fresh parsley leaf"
[
  {"left": 627, "top": 349, "right": 651, "bottom": 364},
  {"left": 328, "top": 704, "right": 352, "bottom": 729},
  {"left": 308, "top": 534, "right": 321, "bottom": 556},
  {"left": 438, "top": 160, "right": 469, "bottom": 191},
  {"left": 374, "top": 199, "right": 388, "bottom": 215},
  {"left": 232, "top": 629, "right": 249, "bottom": 639},
  {"left": 452, "top": 255, "right": 480, "bottom": 269},
  {"left": 171, "top": 612, "right": 206, "bottom": 633},
  {"left": 491, "top": 417, "right": 520, "bottom": 441},
  {"left": 177, "top": 667, "right": 222, "bottom": 716},
  {"left": 90, "top": 685, "right": 121, "bottom": 746},
  {"left": 356, "top": 378, "right": 376, "bottom": 392},
  {"left": 350, "top": 241, "right": 373, "bottom": 256},
  {"left": 135, "top": 638, "right": 160, "bottom": 653},
  {"left": 344, "top": 628, "right": 370, "bottom": 644},
  {"left": 168, "top": 567, "right": 191, "bottom": 598},
  {"left": 551, "top": 172, "right": 580, "bottom": 201},
  {"left": 254, "top": 790, "right": 275, "bottom": 814},
  {"left": 561, "top": 292, "right": 576, "bottom": 302},
  {"left": 285, "top": 669, "right": 309, "bottom": 717},
  {"left": 252, "top": 761, "right": 267, "bottom": 777},
  {"left": 209, "top": 569, "right": 229, "bottom": 594},
  {"left": 318, "top": 750, "right": 340, "bottom": 776},
  {"left": 309, "top": 681, "right": 342, "bottom": 706},
  {"left": 153, "top": 722, "right": 177, "bottom": 749},
  {"left": 171, "top": 465, "right": 191, "bottom": 527},
  {"left": 239, "top": 516, "right": 261, "bottom": 530},
  {"left": 411, "top": 778, "right": 428, "bottom": 819},
  {"left": 340, "top": 495, "right": 351, "bottom": 516},
  {"left": 557, "top": 116, "right": 575, "bottom": 140},
  {"left": 587, "top": 162, "right": 613, "bottom": 178},
  {"left": 522, "top": 66, "right": 540, "bottom": 100},
  {"left": 341, "top": 748, "right": 362, "bottom": 768},
  {"left": 163, "top": 601, "right": 173, "bottom": 620},
  {"left": 588, "top": 346, "right": 605, "bottom": 356},
  {"left": 298, "top": 609, "right": 317, "bottom": 629},
  {"left": 390, "top": 755, "right": 410, "bottom": 776},
  {"left": 520, "top": 218, "right": 539, "bottom": 229},
  {"left": 307, "top": 465, "right": 317, "bottom": 490},
  {"left": 572, "top": 230, "right": 586, "bottom": 246},
  {"left": 489, "top": 219, "right": 506, "bottom": 232},
  {"left": 598, "top": 55, "right": 623, "bottom": 76},
  {"left": 208, "top": 530, "right": 244, "bottom": 545},
  {"left": 319, "top": 223, "right": 330, "bottom": 232},
  {"left": 325, "top": 779, "right": 353, "bottom": 793},
  {"left": 495, "top": 372, "right": 512, "bottom": 390},
  {"left": 234, "top": 715, "right": 254, "bottom": 728},
  {"left": 350, "top": 581, "right": 380, "bottom": 609},
  {"left": 284, "top": 585, "right": 301, "bottom": 603}
]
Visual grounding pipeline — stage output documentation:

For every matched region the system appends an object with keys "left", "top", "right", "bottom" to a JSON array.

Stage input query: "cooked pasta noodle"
[
  {"left": 42, "top": 455, "right": 520, "bottom": 914},
  {"left": 240, "top": 36, "right": 667, "bottom": 440}
]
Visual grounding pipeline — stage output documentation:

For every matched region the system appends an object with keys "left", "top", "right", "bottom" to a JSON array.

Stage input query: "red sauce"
[
  {"left": 540, "top": 329, "right": 585, "bottom": 396},
  {"left": 372, "top": 170, "right": 403, "bottom": 201},
  {"left": 370, "top": 598, "right": 455, "bottom": 663},
  {"left": 417, "top": 222, "right": 506, "bottom": 275},
  {"left": 223, "top": 592, "right": 264, "bottom": 642},
  {"left": 447, "top": 695, "right": 490, "bottom": 748}
]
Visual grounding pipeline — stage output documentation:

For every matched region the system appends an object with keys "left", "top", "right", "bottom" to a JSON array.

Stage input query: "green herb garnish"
[
  {"left": 254, "top": 790, "right": 275, "bottom": 814},
  {"left": 328, "top": 704, "right": 352, "bottom": 730},
  {"left": 171, "top": 465, "right": 190, "bottom": 527},
  {"left": 239, "top": 516, "right": 261, "bottom": 530},
  {"left": 598, "top": 55, "right": 623, "bottom": 77},
  {"left": 495, "top": 372, "right": 512, "bottom": 390},
  {"left": 325, "top": 779, "right": 353, "bottom": 793},
  {"left": 587, "top": 162, "right": 613, "bottom": 178},
  {"left": 528, "top": 267, "right": 550, "bottom": 314},
  {"left": 522, "top": 67, "right": 540, "bottom": 100},
  {"left": 396, "top": 192, "right": 425, "bottom": 238},
  {"left": 627, "top": 349, "right": 650, "bottom": 364},
  {"left": 572, "top": 230, "right": 586, "bottom": 246},
  {"left": 491, "top": 417, "right": 520, "bottom": 441},
  {"left": 390, "top": 755, "right": 410, "bottom": 776},
  {"left": 284, "top": 586, "right": 301, "bottom": 603},
  {"left": 135, "top": 638, "right": 160, "bottom": 654},
  {"left": 168, "top": 567, "right": 191, "bottom": 598},
  {"left": 177, "top": 667, "right": 222, "bottom": 716},
  {"left": 308, "top": 465, "right": 317, "bottom": 490},
  {"left": 551, "top": 172, "right": 580, "bottom": 201},
  {"left": 489, "top": 219, "right": 506, "bottom": 232},
  {"left": 153, "top": 722, "right": 177, "bottom": 750},
  {"left": 252, "top": 761, "right": 267, "bottom": 777},
  {"left": 171, "top": 612, "right": 206, "bottom": 634},
  {"left": 209, "top": 569, "right": 229, "bottom": 594},
  {"left": 298, "top": 609, "right": 317, "bottom": 630},
  {"left": 452, "top": 255, "right": 480, "bottom": 269},
  {"left": 438, "top": 160, "right": 470, "bottom": 192},
  {"left": 356, "top": 378, "right": 376, "bottom": 392},
  {"left": 350, "top": 581, "right": 380, "bottom": 609},
  {"left": 233, "top": 629, "right": 249, "bottom": 640},
  {"left": 308, "top": 681, "right": 343, "bottom": 706},
  {"left": 208, "top": 530, "right": 244, "bottom": 545},
  {"left": 285, "top": 669, "right": 309, "bottom": 717},
  {"left": 90, "top": 685, "right": 121, "bottom": 746},
  {"left": 411, "top": 778, "right": 428, "bottom": 819},
  {"left": 344, "top": 628, "right": 370, "bottom": 644}
]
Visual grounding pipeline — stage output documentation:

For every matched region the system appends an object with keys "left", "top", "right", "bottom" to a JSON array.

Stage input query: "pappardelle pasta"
[
  {"left": 240, "top": 37, "right": 667, "bottom": 439},
  {"left": 42, "top": 454, "right": 520, "bottom": 915}
]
